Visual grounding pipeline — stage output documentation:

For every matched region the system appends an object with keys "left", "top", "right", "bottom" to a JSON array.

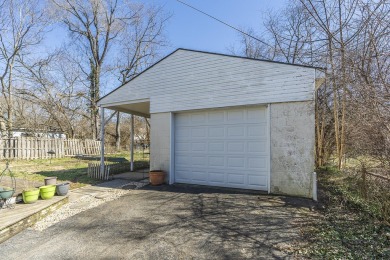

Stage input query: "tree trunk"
[
  {"left": 328, "top": 39, "right": 342, "bottom": 170},
  {"left": 6, "top": 63, "right": 13, "bottom": 137},
  {"left": 315, "top": 82, "right": 327, "bottom": 168},
  {"left": 338, "top": 1, "right": 347, "bottom": 170},
  {"left": 89, "top": 60, "right": 100, "bottom": 139}
]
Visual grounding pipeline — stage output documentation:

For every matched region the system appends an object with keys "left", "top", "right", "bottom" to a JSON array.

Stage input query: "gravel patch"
[{"left": 32, "top": 181, "right": 148, "bottom": 231}]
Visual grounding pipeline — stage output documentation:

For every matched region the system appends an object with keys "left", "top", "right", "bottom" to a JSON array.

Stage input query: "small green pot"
[
  {"left": 39, "top": 185, "right": 56, "bottom": 200},
  {"left": 22, "top": 188, "right": 40, "bottom": 204}
]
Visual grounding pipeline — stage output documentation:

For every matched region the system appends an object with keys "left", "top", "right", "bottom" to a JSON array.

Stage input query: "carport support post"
[
  {"left": 130, "top": 114, "right": 134, "bottom": 172},
  {"left": 100, "top": 107, "right": 105, "bottom": 175}
]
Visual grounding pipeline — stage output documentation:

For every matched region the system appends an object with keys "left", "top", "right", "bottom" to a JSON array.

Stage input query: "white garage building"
[{"left": 98, "top": 49, "right": 319, "bottom": 198}]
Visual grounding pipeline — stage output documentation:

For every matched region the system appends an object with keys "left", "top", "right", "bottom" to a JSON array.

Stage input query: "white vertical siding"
[{"left": 98, "top": 49, "right": 315, "bottom": 113}]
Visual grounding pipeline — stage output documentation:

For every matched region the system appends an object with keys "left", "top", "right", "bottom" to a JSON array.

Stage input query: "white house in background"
[
  {"left": 98, "top": 48, "right": 321, "bottom": 198},
  {"left": 11, "top": 128, "right": 67, "bottom": 139}
]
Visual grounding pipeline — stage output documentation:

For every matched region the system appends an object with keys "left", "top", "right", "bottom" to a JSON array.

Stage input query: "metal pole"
[
  {"left": 130, "top": 114, "right": 134, "bottom": 172},
  {"left": 100, "top": 107, "right": 105, "bottom": 175}
]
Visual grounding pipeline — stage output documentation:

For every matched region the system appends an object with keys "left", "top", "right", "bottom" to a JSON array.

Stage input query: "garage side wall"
[
  {"left": 150, "top": 113, "right": 171, "bottom": 181},
  {"left": 270, "top": 101, "right": 315, "bottom": 198}
]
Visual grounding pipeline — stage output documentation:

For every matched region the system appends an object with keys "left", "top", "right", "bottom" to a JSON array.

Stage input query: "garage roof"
[{"left": 98, "top": 48, "right": 317, "bottom": 116}]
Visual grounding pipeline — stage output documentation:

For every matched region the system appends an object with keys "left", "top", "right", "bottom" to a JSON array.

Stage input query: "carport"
[{"left": 98, "top": 99, "right": 150, "bottom": 175}]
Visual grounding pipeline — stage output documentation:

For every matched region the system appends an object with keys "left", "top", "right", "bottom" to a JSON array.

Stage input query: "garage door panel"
[
  {"left": 227, "top": 126, "right": 245, "bottom": 137},
  {"left": 247, "top": 125, "right": 267, "bottom": 137},
  {"left": 175, "top": 170, "right": 191, "bottom": 181},
  {"left": 191, "top": 142, "right": 207, "bottom": 152},
  {"left": 208, "top": 172, "right": 225, "bottom": 183},
  {"left": 227, "top": 157, "right": 245, "bottom": 168},
  {"left": 207, "top": 156, "right": 224, "bottom": 167},
  {"left": 175, "top": 106, "right": 269, "bottom": 191},
  {"left": 208, "top": 111, "right": 224, "bottom": 123},
  {"left": 190, "top": 113, "right": 207, "bottom": 124},
  {"left": 176, "top": 155, "right": 191, "bottom": 165},
  {"left": 208, "top": 127, "right": 225, "bottom": 138},
  {"left": 248, "top": 175, "right": 268, "bottom": 186},
  {"left": 247, "top": 107, "right": 267, "bottom": 123},
  {"left": 227, "top": 110, "right": 245, "bottom": 123},
  {"left": 248, "top": 141, "right": 267, "bottom": 153},
  {"left": 248, "top": 157, "right": 268, "bottom": 169},
  {"left": 176, "top": 127, "right": 190, "bottom": 138},
  {"left": 227, "top": 141, "right": 245, "bottom": 153},
  {"left": 227, "top": 173, "right": 246, "bottom": 185},
  {"left": 175, "top": 142, "right": 190, "bottom": 152},
  {"left": 192, "top": 171, "right": 208, "bottom": 182},
  {"left": 192, "top": 156, "right": 207, "bottom": 166},
  {"left": 175, "top": 114, "right": 191, "bottom": 126},
  {"left": 191, "top": 127, "right": 207, "bottom": 138},
  {"left": 209, "top": 142, "right": 225, "bottom": 152}
]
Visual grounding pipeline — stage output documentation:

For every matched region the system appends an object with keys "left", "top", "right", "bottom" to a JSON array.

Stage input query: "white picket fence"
[
  {"left": 64, "top": 139, "right": 101, "bottom": 156},
  {"left": 87, "top": 162, "right": 111, "bottom": 180},
  {"left": 0, "top": 137, "right": 101, "bottom": 160},
  {"left": 87, "top": 162, "right": 131, "bottom": 180}
]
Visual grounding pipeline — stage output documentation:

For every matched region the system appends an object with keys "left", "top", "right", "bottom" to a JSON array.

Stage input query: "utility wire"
[{"left": 176, "top": 0, "right": 273, "bottom": 49}]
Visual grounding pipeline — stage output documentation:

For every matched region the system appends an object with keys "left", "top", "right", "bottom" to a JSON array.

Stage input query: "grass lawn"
[
  {"left": 0, "top": 151, "right": 149, "bottom": 190},
  {"left": 297, "top": 167, "right": 390, "bottom": 259}
]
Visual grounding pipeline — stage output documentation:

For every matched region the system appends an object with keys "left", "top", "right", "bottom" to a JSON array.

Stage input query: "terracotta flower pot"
[{"left": 149, "top": 170, "right": 166, "bottom": 186}]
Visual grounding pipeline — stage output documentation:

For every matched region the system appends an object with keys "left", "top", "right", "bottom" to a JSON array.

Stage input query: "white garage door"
[{"left": 174, "top": 106, "right": 269, "bottom": 191}]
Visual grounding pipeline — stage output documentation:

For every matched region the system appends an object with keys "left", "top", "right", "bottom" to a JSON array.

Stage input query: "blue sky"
[
  {"left": 43, "top": 0, "right": 287, "bottom": 93},
  {"left": 45, "top": 0, "right": 287, "bottom": 55},
  {"left": 145, "top": 0, "right": 287, "bottom": 54}
]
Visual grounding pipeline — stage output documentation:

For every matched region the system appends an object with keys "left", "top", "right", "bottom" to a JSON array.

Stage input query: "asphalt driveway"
[{"left": 0, "top": 185, "right": 317, "bottom": 259}]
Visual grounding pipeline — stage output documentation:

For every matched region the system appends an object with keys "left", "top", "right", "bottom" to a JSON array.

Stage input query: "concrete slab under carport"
[
  {"left": 0, "top": 184, "right": 319, "bottom": 259},
  {"left": 112, "top": 170, "right": 149, "bottom": 181}
]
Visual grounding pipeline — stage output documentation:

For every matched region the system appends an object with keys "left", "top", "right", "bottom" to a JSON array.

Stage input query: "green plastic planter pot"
[
  {"left": 0, "top": 186, "right": 14, "bottom": 199},
  {"left": 39, "top": 185, "right": 56, "bottom": 200},
  {"left": 22, "top": 188, "right": 40, "bottom": 204}
]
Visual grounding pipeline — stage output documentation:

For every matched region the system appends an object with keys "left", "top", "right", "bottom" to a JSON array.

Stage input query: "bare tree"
[
  {"left": 236, "top": 0, "right": 389, "bottom": 171},
  {"left": 298, "top": 0, "right": 388, "bottom": 169},
  {"left": 234, "top": 28, "right": 273, "bottom": 60},
  {"left": 111, "top": 3, "right": 168, "bottom": 150},
  {"left": 233, "top": 1, "right": 320, "bottom": 66},
  {"left": 17, "top": 51, "right": 86, "bottom": 138},
  {"left": 263, "top": 2, "right": 320, "bottom": 64},
  {"left": 50, "top": 0, "right": 169, "bottom": 141},
  {"left": 345, "top": 1, "right": 390, "bottom": 168},
  {"left": 0, "top": 0, "right": 47, "bottom": 136},
  {"left": 50, "top": 0, "right": 133, "bottom": 139}
]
